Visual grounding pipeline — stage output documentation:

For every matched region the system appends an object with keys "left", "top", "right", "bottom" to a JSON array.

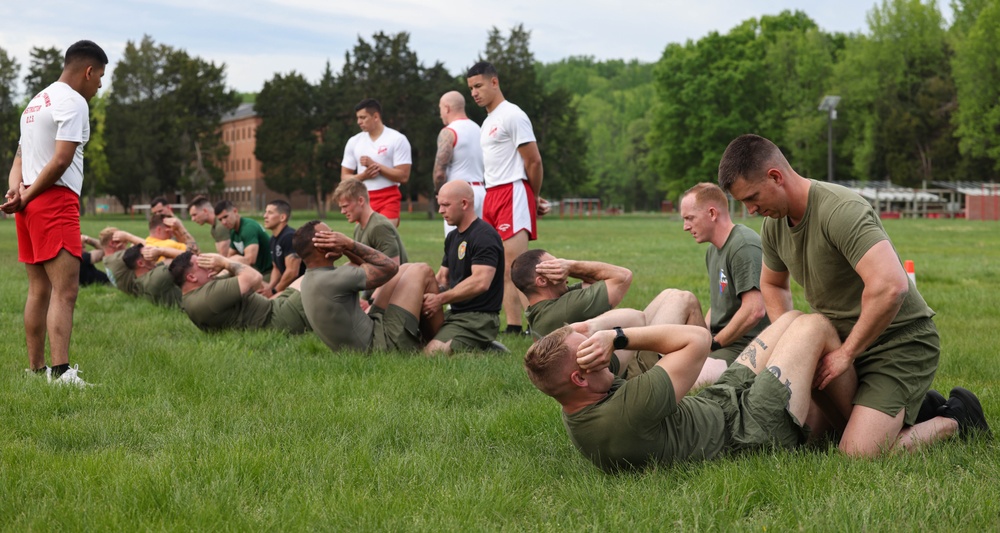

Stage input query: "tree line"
[{"left": 1, "top": 0, "right": 998, "bottom": 214}]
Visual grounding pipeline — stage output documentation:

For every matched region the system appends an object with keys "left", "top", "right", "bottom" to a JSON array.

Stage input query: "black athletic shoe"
[
  {"left": 484, "top": 340, "right": 510, "bottom": 353},
  {"left": 937, "top": 387, "right": 992, "bottom": 440},
  {"left": 915, "top": 389, "right": 947, "bottom": 424}
]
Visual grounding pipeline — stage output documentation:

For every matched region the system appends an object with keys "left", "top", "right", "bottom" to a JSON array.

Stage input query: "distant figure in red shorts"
[
  {"left": 2, "top": 40, "right": 108, "bottom": 386},
  {"left": 340, "top": 98, "right": 412, "bottom": 227},
  {"left": 466, "top": 61, "right": 549, "bottom": 335}
]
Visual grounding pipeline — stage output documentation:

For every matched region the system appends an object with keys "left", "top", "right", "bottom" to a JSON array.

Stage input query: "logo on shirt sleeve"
[{"left": 458, "top": 241, "right": 467, "bottom": 260}]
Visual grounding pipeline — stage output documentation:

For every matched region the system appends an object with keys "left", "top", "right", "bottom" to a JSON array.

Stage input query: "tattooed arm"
[
  {"left": 432, "top": 128, "right": 455, "bottom": 191},
  {"left": 343, "top": 239, "right": 399, "bottom": 290}
]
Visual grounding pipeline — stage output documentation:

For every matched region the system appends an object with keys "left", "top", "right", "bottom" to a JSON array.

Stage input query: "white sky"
[{"left": 0, "top": 0, "right": 954, "bottom": 94}]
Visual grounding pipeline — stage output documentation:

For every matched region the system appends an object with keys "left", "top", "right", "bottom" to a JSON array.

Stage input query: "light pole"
[{"left": 818, "top": 95, "right": 840, "bottom": 182}]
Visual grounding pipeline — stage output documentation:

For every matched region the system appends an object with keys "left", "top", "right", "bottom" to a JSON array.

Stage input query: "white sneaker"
[
  {"left": 24, "top": 367, "right": 50, "bottom": 379},
  {"left": 51, "top": 365, "right": 88, "bottom": 388}
]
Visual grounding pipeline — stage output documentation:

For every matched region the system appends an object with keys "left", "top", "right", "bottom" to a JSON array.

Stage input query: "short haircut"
[
  {"left": 214, "top": 200, "right": 234, "bottom": 216},
  {"left": 98, "top": 227, "right": 118, "bottom": 247},
  {"left": 148, "top": 213, "right": 168, "bottom": 230},
  {"left": 354, "top": 98, "right": 382, "bottom": 117},
  {"left": 511, "top": 249, "right": 549, "bottom": 296},
  {"left": 150, "top": 197, "right": 169, "bottom": 208},
  {"left": 188, "top": 195, "right": 211, "bottom": 210},
  {"left": 524, "top": 325, "right": 575, "bottom": 397},
  {"left": 333, "top": 178, "right": 369, "bottom": 203},
  {"left": 169, "top": 252, "right": 195, "bottom": 287},
  {"left": 123, "top": 244, "right": 145, "bottom": 270},
  {"left": 292, "top": 220, "right": 322, "bottom": 259},
  {"left": 64, "top": 40, "right": 108, "bottom": 68},
  {"left": 267, "top": 199, "right": 291, "bottom": 218},
  {"left": 717, "top": 134, "right": 785, "bottom": 192},
  {"left": 467, "top": 61, "right": 499, "bottom": 79},
  {"left": 683, "top": 182, "right": 729, "bottom": 211}
]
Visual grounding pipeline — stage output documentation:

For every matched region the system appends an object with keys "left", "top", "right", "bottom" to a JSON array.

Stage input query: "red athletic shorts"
[
  {"left": 483, "top": 180, "right": 537, "bottom": 241},
  {"left": 368, "top": 186, "right": 402, "bottom": 220},
  {"left": 16, "top": 184, "right": 82, "bottom": 264}
]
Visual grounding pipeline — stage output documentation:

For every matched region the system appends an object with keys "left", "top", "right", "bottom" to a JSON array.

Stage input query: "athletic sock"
[
  {"left": 505, "top": 325, "right": 522, "bottom": 335},
  {"left": 50, "top": 364, "right": 70, "bottom": 378},
  {"left": 33, "top": 367, "right": 48, "bottom": 375}
]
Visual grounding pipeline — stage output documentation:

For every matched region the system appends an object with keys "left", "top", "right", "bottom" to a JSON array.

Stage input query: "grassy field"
[{"left": 1, "top": 212, "right": 998, "bottom": 531}]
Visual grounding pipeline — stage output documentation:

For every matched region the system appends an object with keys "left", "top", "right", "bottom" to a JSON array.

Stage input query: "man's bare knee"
[{"left": 424, "top": 339, "right": 451, "bottom": 355}]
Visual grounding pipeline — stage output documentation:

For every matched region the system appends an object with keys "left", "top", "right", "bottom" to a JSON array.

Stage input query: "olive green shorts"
[
  {"left": 854, "top": 317, "right": 939, "bottom": 425},
  {"left": 618, "top": 350, "right": 662, "bottom": 380},
  {"left": 432, "top": 311, "right": 500, "bottom": 351},
  {"left": 370, "top": 304, "right": 422, "bottom": 352},
  {"left": 699, "top": 364, "right": 809, "bottom": 453},
  {"left": 269, "top": 288, "right": 311, "bottom": 334}
]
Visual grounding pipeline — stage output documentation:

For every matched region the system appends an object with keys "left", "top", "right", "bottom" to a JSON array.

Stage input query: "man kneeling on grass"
[
  {"left": 293, "top": 221, "right": 442, "bottom": 353},
  {"left": 169, "top": 251, "right": 310, "bottom": 334}
]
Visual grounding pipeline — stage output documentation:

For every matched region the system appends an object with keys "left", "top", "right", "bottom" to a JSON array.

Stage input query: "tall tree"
[
  {"left": 0, "top": 47, "right": 21, "bottom": 174},
  {"left": 23, "top": 46, "right": 63, "bottom": 98},
  {"left": 255, "top": 72, "right": 321, "bottom": 212},
  {"left": 833, "top": 0, "right": 956, "bottom": 185},
  {"left": 952, "top": 0, "right": 1000, "bottom": 175},
  {"left": 106, "top": 35, "right": 238, "bottom": 208},
  {"left": 83, "top": 93, "right": 111, "bottom": 215}
]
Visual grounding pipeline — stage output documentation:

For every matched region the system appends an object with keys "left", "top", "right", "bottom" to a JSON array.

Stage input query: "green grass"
[{"left": 1, "top": 213, "right": 998, "bottom": 530}]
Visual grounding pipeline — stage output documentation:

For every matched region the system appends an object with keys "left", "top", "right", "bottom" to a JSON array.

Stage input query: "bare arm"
[
  {"left": 434, "top": 264, "right": 495, "bottom": 306},
  {"left": 165, "top": 217, "right": 199, "bottom": 254},
  {"left": 232, "top": 243, "right": 260, "bottom": 266},
  {"left": 565, "top": 260, "right": 632, "bottom": 307},
  {"left": 712, "top": 289, "right": 767, "bottom": 347},
  {"left": 274, "top": 254, "right": 302, "bottom": 293},
  {"left": 815, "top": 241, "right": 910, "bottom": 389},
  {"left": 19, "top": 140, "right": 78, "bottom": 205},
  {"left": 214, "top": 240, "right": 231, "bottom": 255},
  {"left": 376, "top": 163, "right": 411, "bottom": 185},
  {"left": 760, "top": 263, "right": 793, "bottom": 322},
  {"left": 576, "top": 324, "right": 711, "bottom": 403},
  {"left": 517, "top": 142, "right": 543, "bottom": 199},
  {"left": 113, "top": 230, "right": 145, "bottom": 246},
  {"left": 432, "top": 128, "right": 455, "bottom": 191},
  {"left": 200, "top": 253, "right": 263, "bottom": 295},
  {"left": 2, "top": 147, "right": 23, "bottom": 213},
  {"left": 341, "top": 239, "right": 398, "bottom": 290}
]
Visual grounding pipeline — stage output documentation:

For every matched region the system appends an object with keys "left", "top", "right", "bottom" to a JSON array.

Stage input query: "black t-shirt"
[
  {"left": 271, "top": 225, "right": 305, "bottom": 276},
  {"left": 441, "top": 218, "right": 504, "bottom": 314}
]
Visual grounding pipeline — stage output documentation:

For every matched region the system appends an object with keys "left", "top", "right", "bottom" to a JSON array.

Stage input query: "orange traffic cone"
[{"left": 904, "top": 260, "right": 916, "bottom": 286}]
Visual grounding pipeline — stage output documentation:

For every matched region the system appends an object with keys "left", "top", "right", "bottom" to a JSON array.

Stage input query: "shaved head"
[
  {"left": 440, "top": 179, "right": 474, "bottom": 202},
  {"left": 440, "top": 91, "right": 465, "bottom": 111}
]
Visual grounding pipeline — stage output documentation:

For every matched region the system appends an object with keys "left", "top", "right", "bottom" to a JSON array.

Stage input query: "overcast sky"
[{"left": 0, "top": 0, "right": 954, "bottom": 94}]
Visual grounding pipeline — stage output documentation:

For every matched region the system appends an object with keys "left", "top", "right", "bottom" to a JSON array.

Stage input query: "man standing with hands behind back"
[
  {"left": 467, "top": 61, "right": 548, "bottom": 335},
  {"left": 3, "top": 40, "right": 108, "bottom": 386},
  {"left": 341, "top": 98, "right": 412, "bottom": 227}
]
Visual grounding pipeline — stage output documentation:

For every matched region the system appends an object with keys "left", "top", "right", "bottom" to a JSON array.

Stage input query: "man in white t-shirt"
[
  {"left": 3, "top": 40, "right": 108, "bottom": 387},
  {"left": 340, "top": 98, "right": 412, "bottom": 227},
  {"left": 466, "top": 61, "right": 548, "bottom": 335},
  {"left": 433, "top": 90, "right": 485, "bottom": 236}
]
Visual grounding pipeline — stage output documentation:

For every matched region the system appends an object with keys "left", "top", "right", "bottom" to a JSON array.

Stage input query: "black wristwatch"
[
  {"left": 613, "top": 327, "right": 629, "bottom": 350},
  {"left": 711, "top": 338, "right": 722, "bottom": 351}
]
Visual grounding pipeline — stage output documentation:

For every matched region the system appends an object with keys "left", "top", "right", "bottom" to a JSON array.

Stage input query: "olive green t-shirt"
[
  {"left": 525, "top": 281, "right": 611, "bottom": 339},
  {"left": 563, "top": 360, "right": 726, "bottom": 473},
  {"left": 181, "top": 277, "right": 272, "bottom": 332},
  {"left": 760, "top": 180, "right": 934, "bottom": 341},
  {"left": 211, "top": 220, "right": 230, "bottom": 243},
  {"left": 354, "top": 212, "right": 408, "bottom": 263},
  {"left": 300, "top": 265, "right": 374, "bottom": 351},
  {"left": 707, "top": 224, "right": 768, "bottom": 340},
  {"left": 104, "top": 250, "right": 136, "bottom": 295},
  {"left": 135, "top": 264, "right": 182, "bottom": 308}
]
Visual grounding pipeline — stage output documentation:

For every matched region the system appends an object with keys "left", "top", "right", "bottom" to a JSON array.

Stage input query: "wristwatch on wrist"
[
  {"left": 711, "top": 338, "right": 722, "bottom": 351},
  {"left": 613, "top": 327, "right": 629, "bottom": 350}
]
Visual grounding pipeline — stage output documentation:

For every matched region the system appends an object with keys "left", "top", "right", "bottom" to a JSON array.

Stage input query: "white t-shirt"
[
  {"left": 19, "top": 81, "right": 90, "bottom": 196},
  {"left": 480, "top": 100, "right": 536, "bottom": 187},
  {"left": 443, "top": 118, "right": 485, "bottom": 185},
  {"left": 341, "top": 126, "right": 412, "bottom": 192}
]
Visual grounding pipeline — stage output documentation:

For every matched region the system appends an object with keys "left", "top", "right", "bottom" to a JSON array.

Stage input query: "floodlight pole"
[{"left": 818, "top": 96, "right": 840, "bottom": 182}]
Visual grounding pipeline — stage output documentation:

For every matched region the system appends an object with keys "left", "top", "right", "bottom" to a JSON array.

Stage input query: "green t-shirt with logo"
[{"left": 229, "top": 217, "right": 272, "bottom": 275}]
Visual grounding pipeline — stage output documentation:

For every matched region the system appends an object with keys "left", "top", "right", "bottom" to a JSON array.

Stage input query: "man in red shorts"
[
  {"left": 467, "top": 61, "right": 548, "bottom": 335},
  {"left": 3, "top": 40, "right": 108, "bottom": 386},
  {"left": 340, "top": 98, "right": 412, "bottom": 227}
]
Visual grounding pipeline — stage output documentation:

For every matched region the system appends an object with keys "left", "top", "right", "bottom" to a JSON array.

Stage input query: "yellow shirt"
[{"left": 145, "top": 236, "right": 186, "bottom": 263}]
